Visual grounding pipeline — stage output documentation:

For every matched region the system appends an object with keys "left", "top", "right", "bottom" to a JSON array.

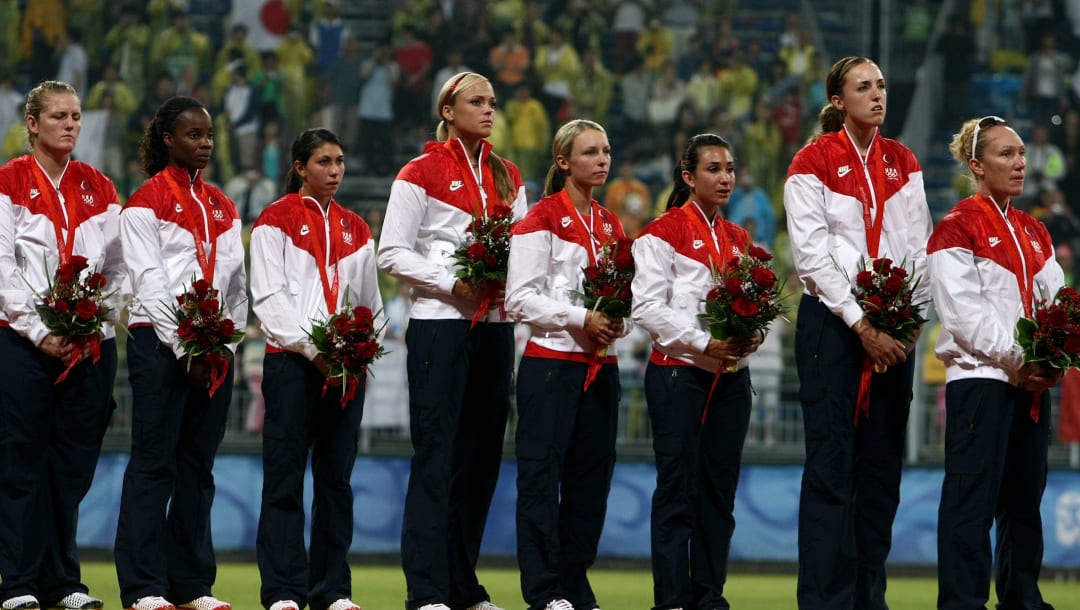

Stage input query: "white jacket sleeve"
[
  {"left": 784, "top": 172, "right": 864, "bottom": 328},
  {"left": 121, "top": 207, "right": 184, "bottom": 357},
  {"left": 929, "top": 244, "right": 1024, "bottom": 372},
  {"left": 504, "top": 230, "right": 588, "bottom": 331},
  {"left": 376, "top": 180, "right": 459, "bottom": 295},
  {"left": 631, "top": 233, "right": 711, "bottom": 355},
  {"left": 0, "top": 193, "right": 50, "bottom": 345},
  {"left": 902, "top": 173, "right": 933, "bottom": 308},
  {"left": 249, "top": 224, "right": 317, "bottom": 359},
  {"left": 345, "top": 240, "right": 387, "bottom": 342}
]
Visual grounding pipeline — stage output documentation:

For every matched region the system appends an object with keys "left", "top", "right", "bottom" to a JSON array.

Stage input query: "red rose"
[
  {"left": 192, "top": 279, "right": 212, "bottom": 298},
  {"left": 219, "top": 319, "right": 235, "bottom": 338},
  {"left": 856, "top": 270, "right": 874, "bottom": 290},
  {"left": 490, "top": 204, "right": 513, "bottom": 220},
  {"left": 731, "top": 297, "right": 760, "bottom": 317},
  {"left": 890, "top": 266, "right": 908, "bottom": 279},
  {"left": 865, "top": 295, "right": 885, "bottom": 312},
  {"left": 1065, "top": 336, "right": 1080, "bottom": 354},
  {"left": 466, "top": 242, "right": 486, "bottom": 261},
  {"left": 749, "top": 245, "right": 773, "bottom": 262},
  {"left": 492, "top": 223, "right": 509, "bottom": 238},
  {"left": 74, "top": 299, "right": 97, "bottom": 320},
  {"left": 54, "top": 299, "right": 70, "bottom": 313},
  {"left": 70, "top": 255, "right": 89, "bottom": 273},
  {"left": 873, "top": 258, "right": 893, "bottom": 274},
  {"left": 356, "top": 340, "right": 379, "bottom": 361},
  {"left": 885, "top": 275, "right": 904, "bottom": 294},
  {"left": 1058, "top": 287, "right": 1080, "bottom": 305},
  {"left": 725, "top": 276, "right": 743, "bottom": 297},
  {"left": 1048, "top": 307, "right": 1068, "bottom": 329},
  {"left": 484, "top": 253, "right": 499, "bottom": 268},
  {"left": 197, "top": 298, "right": 220, "bottom": 318},
  {"left": 613, "top": 245, "right": 635, "bottom": 271},
  {"left": 707, "top": 286, "right": 723, "bottom": 301},
  {"left": 57, "top": 263, "right": 76, "bottom": 284},
  {"left": 751, "top": 266, "right": 776, "bottom": 290},
  {"left": 598, "top": 284, "right": 617, "bottom": 298},
  {"left": 584, "top": 266, "right": 600, "bottom": 282},
  {"left": 332, "top": 315, "right": 352, "bottom": 336},
  {"left": 616, "top": 285, "right": 632, "bottom": 300},
  {"left": 178, "top": 318, "right": 197, "bottom": 340},
  {"left": 86, "top": 272, "right": 107, "bottom": 290}
]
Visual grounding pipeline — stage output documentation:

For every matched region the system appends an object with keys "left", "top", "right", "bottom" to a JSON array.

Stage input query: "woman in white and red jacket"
[
  {"left": 504, "top": 119, "right": 628, "bottom": 610},
  {"left": 0, "top": 80, "right": 124, "bottom": 610},
  {"left": 931, "top": 116, "right": 1065, "bottom": 610},
  {"left": 249, "top": 128, "right": 383, "bottom": 610},
  {"left": 631, "top": 133, "right": 762, "bottom": 610},
  {"left": 783, "top": 56, "right": 931, "bottom": 610},
  {"left": 376, "top": 71, "right": 527, "bottom": 610},
  {"left": 114, "top": 96, "right": 247, "bottom": 610}
]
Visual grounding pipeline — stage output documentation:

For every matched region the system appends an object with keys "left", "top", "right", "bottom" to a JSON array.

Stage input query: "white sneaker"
[
  {"left": 128, "top": 598, "right": 174, "bottom": 610},
  {"left": 268, "top": 602, "right": 299, "bottom": 610},
  {"left": 326, "top": 600, "right": 360, "bottom": 610},
  {"left": 416, "top": 606, "right": 451, "bottom": 610},
  {"left": 543, "top": 601, "right": 574, "bottom": 610},
  {"left": 56, "top": 594, "right": 103, "bottom": 610},
  {"left": 1, "top": 596, "right": 39, "bottom": 610},
  {"left": 465, "top": 603, "right": 505, "bottom": 610},
  {"left": 178, "top": 597, "right": 230, "bottom": 610}
]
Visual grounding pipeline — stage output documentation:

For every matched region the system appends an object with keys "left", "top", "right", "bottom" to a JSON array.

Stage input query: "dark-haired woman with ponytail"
[
  {"left": 376, "top": 71, "right": 527, "bottom": 610},
  {"left": 114, "top": 96, "right": 247, "bottom": 610},
  {"left": 631, "top": 133, "right": 761, "bottom": 610},
  {"left": 249, "top": 128, "right": 383, "bottom": 610},
  {"left": 783, "top": 56, "right": 931, "bottom": 609},
  {"left": 504, "top": 119, "right": 628, "bottom": 610}
]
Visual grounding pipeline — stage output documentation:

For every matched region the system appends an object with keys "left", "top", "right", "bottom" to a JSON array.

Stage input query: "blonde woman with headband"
[
  {"left": 505, "top": 119, "right": 629, "bottom": 610},
  {"left": 376, "top": 71, "right": 527, "bottom": 610},
  {"left": 783, "top": 56, "right": 932, "bottom": 609},
  {"left": 929, "top": 116, "right": 1064, "bottom": 610}
]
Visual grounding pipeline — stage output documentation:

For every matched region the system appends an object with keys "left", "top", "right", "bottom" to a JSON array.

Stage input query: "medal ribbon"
[
  {"left": 301, "top": 194, "right": 341, "bottom": 314},
  {"left": 29, "top": 160, "right": 78, "bottom": 264},
  {"left": 163, "top": 170, "right": 219, "bottom": 286}
]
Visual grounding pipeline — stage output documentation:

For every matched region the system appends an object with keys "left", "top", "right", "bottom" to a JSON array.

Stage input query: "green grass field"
[{"left": 79, "top": 562, "right": 1080, "bottom": 610}]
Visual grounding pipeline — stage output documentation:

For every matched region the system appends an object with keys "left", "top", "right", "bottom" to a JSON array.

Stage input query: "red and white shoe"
[
  {"left": 178, "top": 597, "right": 230, "bottom": 610},
  {"left": 268, "top": 602, "right": 299, "bottom": 610},
  {"left": 127, "top": 597, "right": 175, "bottom": 610}
]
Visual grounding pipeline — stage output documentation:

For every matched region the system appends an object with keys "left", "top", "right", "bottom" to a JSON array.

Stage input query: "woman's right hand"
[
  {"left": 183, "top": 356, "right": 211, "bottom": 391},
  {"left": 1017, "top": 361, "right": 1064, "bottom": 392},
  {"left": 314, "top": 354, "right": 343, "bottom": 386},
  {"left": 452, "top": 279, "right": 488, "bottom": 306},
  {"left": 704, "top": 333, "right": 763, "bottom": 366},
  {"left": 38, "top": 334, "right": 73, "bottom": 363},
  {"left": 584, "top": 310, "right": 619, "bottom": 347},
  {"left": 853, "top": 319, "right": 908, "bottom": 369}
]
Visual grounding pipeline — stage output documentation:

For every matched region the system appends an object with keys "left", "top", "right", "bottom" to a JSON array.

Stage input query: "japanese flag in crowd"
[{"left": 230, "top": 0, "right": 292, "bottom": 52}]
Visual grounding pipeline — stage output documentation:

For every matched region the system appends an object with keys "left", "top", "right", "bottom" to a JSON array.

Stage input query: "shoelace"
[
  {"left": 268, "top": 602, "right": 299, "bottom": 610},
  {"left": 544, "top": 600, "right": 574, "bottom": 610},
  {"left": 466, "top": 603, "right": 505, "bottom": 610},
  {"left": 130, "top": 597, "right": 174, "bottom": 610},
  {"left": 326, "top": 600, "right": 360, "bottom": 610}
]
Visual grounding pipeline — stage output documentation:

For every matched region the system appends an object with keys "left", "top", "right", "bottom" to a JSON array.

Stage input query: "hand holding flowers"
[
  {"left": 35, "top": 254, "right": 113, "bottom": 382},
  {"left": 452, "top": 204, "right": 514, "bottom": 326},
  {"left": 308, "top": 304, "right": 386, "bottom": 407},
  {"left": 170, "top": 277, "right": 244, "bottom": 396},
  {"left": 1014, "top": 287, "right": 1080, "bottom": 409},
  {"left": 576, "top": 236, "right": 635, "bottom": 390}
]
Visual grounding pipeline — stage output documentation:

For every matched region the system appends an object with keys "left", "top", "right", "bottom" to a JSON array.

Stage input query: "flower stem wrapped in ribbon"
[
  {"left": 698, "top": 244, "right": 788, "bottom": 422},
  {"left": 170, "top": 277, "right": 244, "bottom": 396},
  {"left": 452, "top": 204, "right": 515, "bottom": 327},
  {"left": 851, "top": 256, "right": 927, "bottom": 424},
  {"left": 34, "top": 254, "right": 113, "bottom": 383},
  {"left": 1015, "top": 286, "right": 1080, "bottom": 421},
  {"left": 308, "top": 304, "right": 387, "bottom": 407},
  {"left": 575, "top": 236, "right": 635, "bottom": 390}
]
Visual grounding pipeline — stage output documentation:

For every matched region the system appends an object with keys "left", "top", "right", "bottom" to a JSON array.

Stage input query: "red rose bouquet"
[
  {"left": 171, "top": 277, "right": 245, "bottom": 396},
  {"left": 308, "top": 304, "right": 387, "bottom": 408},
  {"left": 699, "top": 244, "right": 787, "bottom": 342},
  {"left": 35, "top": 254, "right": 112, "bottom": 383},
  {"left": 452, "top": 204, "right": 515, "bottom": 326},
  {"left": 853, "top": 257, "right": 927, "bottom": 346},
  {"left": 576, "top": 236, "right": 636, "bottom": 389},
  {"left": 1016, "top": 286, "right": 1080, "bottom": 370},
  {"left": 850, "top": 256, "right": 927, "bottom": 424}
]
